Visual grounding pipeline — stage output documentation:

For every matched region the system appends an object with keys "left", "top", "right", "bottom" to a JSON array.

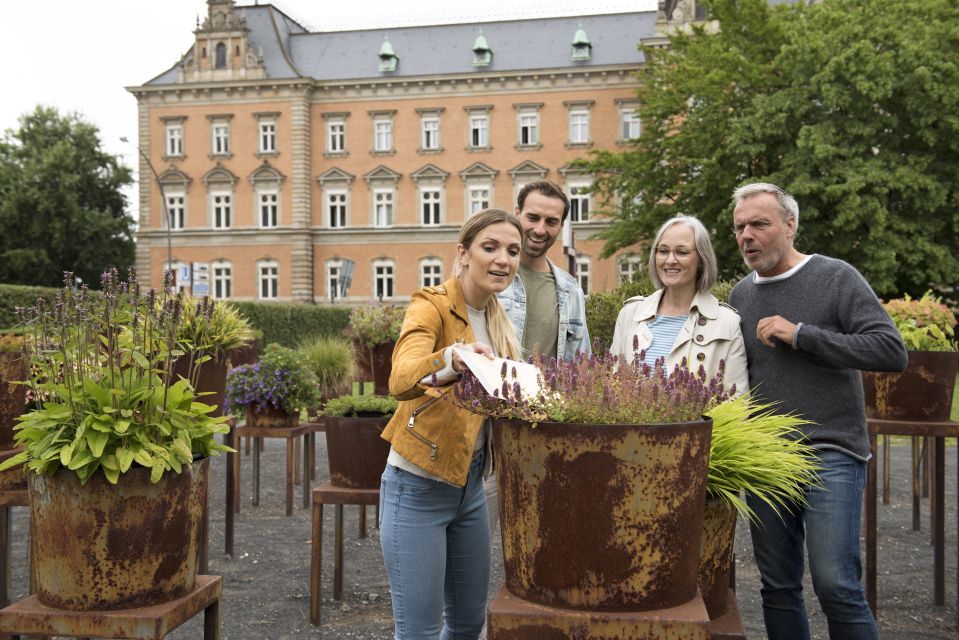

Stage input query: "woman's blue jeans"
[
  {"left": 380, "top": 452, "right": 490, "bottom": 640},
  {"left": 748, "top": 448, "right": 878, "bottom": 640}
]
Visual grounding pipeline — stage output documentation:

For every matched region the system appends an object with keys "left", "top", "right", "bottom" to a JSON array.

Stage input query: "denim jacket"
[{"left": 497, "top": 259, "right": 591, "bottom": 362}]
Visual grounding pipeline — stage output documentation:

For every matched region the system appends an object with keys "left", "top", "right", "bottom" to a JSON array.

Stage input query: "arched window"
[{"left": 215, "top": 42, "right": 227, "bottom": 69}]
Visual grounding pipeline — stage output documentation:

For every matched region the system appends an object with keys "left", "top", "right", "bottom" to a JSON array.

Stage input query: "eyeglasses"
[{"left": 654, "top": 246, "right": 696, "bottom": 260}]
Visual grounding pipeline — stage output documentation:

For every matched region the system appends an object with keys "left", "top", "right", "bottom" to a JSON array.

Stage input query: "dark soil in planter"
[{"left": 1, "top": 441, "right": 954, "bottom": 638}]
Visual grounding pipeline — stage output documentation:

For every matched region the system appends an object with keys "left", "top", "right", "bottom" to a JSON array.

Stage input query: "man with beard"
[
  {"left": 728, "top": 182, "right": 907, "bottom": 640},
  {"left": 498, "top": 179, "right": 591, "bottom": 363}
]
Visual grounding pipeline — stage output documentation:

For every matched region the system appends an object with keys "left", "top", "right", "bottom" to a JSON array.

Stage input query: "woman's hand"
[{"left": 451, "top": 342, "right": 495, "bottom": 373}]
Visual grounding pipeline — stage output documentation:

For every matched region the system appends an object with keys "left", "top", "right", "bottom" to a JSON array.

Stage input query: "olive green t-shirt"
[{"left": 518, "top": 263, "right": 559, "bottom": 362}]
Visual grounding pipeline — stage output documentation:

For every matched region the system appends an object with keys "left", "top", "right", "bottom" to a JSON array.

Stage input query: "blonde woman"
[
  {"left": 380, "top": 208, "right": 523, "bottom": 640},
  {"left": 610, "top": 214, "right": 748, "bottom": 394}
]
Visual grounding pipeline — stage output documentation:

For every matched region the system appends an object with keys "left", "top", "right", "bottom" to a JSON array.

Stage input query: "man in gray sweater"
[{"left": 728, "top": 183, "right": 907, "bottom": 640}]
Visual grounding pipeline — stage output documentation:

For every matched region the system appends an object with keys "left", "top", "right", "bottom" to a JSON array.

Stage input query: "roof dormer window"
[
  {"left": 571, "top": 24, "right": 591, "bottom": 61},
  {"left": 472, "top": 31, "right": 492, "bottom": 67},
  {"left": 378, "top": 37, "right": 398, "bottom": 72}
]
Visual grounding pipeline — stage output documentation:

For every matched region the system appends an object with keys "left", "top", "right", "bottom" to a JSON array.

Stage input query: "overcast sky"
[{"left": 0, "top": 0, "right": 653, "bottom": 212}]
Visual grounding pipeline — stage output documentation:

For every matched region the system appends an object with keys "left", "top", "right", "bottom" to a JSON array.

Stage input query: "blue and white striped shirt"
[{"left": 640, "top": 315, "right": 688, "bottom": 369}]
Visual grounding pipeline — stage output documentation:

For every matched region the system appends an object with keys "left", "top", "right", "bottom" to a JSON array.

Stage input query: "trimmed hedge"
[
  {"left": 0, "top": 284, "right": 61, "bottom": 328},
  {"left": 0, "top": 283, "right": 350, "bottom": 346},
  {"left": 229, "top": 301, "right": 351, "bottom": 347}
]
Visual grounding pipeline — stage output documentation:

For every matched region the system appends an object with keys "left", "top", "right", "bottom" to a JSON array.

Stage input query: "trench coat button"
[
  {"left": 698, "top": 317, "right": 707, "bottom": 326},
  {"left": 695, "top": 334, "right": 704, "bottom": 343},
  {"left": 697, "top": 352, "right": 706, "bottom": 362}
]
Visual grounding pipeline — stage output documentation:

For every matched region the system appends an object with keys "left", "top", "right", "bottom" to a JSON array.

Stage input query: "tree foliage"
[
  {"left": 578, "top": 0, "right": 959, "bottom": 297},
  {"left": 0, "top": 106, "right": 134, "bottom": 287}
]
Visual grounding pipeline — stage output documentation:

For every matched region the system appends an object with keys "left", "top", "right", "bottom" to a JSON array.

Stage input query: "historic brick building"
[{"left": 129, "top": 0, "right": 681, "bottom": 303}]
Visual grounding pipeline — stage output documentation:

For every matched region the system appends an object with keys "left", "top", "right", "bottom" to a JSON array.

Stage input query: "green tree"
[
  {"left": 579, "top": 0, "right": 959, "bottom": 297},
  {"left": 0, "top": 106, "right": 134, "bottom": 287}
]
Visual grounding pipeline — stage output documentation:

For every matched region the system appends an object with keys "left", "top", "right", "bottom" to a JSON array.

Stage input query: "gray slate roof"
[{"left": 147, "top": 4, "right": 656, "bottom": 85}]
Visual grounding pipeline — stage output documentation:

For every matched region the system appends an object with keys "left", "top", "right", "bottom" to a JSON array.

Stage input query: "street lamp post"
[{"left": 120, "top": 136, "right": 173, "bottom": 280}]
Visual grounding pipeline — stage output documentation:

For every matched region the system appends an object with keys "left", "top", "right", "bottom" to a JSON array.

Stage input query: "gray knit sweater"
[{"left": 728, "top": 255, "right": 907, "bottom": 460}]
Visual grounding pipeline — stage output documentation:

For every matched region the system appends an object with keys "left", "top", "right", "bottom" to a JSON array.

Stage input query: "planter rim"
[{"left": 493, "top": 416, "right": 712, "bottom": 430}]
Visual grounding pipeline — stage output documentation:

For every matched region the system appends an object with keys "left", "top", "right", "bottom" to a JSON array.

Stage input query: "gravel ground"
[{"left": 4, "top": 436, "right": 956, "bottom": 639}]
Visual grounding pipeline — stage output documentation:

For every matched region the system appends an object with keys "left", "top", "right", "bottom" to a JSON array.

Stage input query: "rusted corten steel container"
[
  {"left": 862, "top": 350, "right": 958, "bottom": 420},
  {"left": 492, "top": 417, "right": 712, "bottom": 612},
  {"left": 29, "top": 457, "right": 209, "bottom": 610},
  {"left": 0, "top": 352, "right": 29, "bottom": 450},
  {"left": 324, "top": 415, "right": 391, "bottom": 489},
  {"left": 697, "top": 498, "right": 738, "bottom": 620}
]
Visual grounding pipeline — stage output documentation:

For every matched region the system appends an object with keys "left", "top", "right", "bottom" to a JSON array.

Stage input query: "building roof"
[{"left": 146, "top": 4, "right": 656, "bottom": 85}]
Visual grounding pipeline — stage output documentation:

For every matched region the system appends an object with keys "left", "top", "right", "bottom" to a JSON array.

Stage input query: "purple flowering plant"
[
  {"left": 225, "top": 343, "right": 319, "bottom": 417},
  {"left": 454, "top": 338, "right": 733, "bottom": 425}
]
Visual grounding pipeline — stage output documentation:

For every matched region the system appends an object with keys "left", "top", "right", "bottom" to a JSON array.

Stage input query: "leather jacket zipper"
[{"left": 407, "top": 394, "right": 444, "bottom": 460}]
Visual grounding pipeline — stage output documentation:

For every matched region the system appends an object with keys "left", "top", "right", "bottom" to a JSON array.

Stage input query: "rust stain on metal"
[
  {"left": 698, "top": 498, "right": 737, "bottom": 619},
  {"left": 30, "top": 458, "right": 208, "bottom": 611},
  {"left": 862, "top": 351, "right": 958, "bottom": 420},
  {"left": 494, "top": 418, "right": 711, "bottom": 613}
]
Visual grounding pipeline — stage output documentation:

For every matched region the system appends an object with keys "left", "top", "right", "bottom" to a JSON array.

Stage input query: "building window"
[
  {"left": 258, "top": 190, "right": 278, "bottom": 227},
  {"left": 421, "top": 117, "right": 440, "bottom": 151},
  {"left": 211, "top": 191, "right": 232, "bottom": 228},
  {"left": 327, "top": 260, "right": 342, "bottom": 302},
  {"left": 469, "top": 114, "right": 489, "bottom": 148},
  {"left": 327, "top": 191, "right": 347, "bottom": 228},
  {"left": 215, "top": 42, "right": 227, "bottom": 69},
  {"left": 421, "top": 189, "right": 441, "bottom": 226},
  {"left": 569, "top": 184, "right": 591, "bottom": 223},
  {"left": 420, "top": 259, "right": 442, "bottom": 288},
  {"left": 374, "top": 190, "right": 394, "bottom": 227},
  {"left": 569, "top": 110, "right": 590, "bottom": 145},
  {"left": 212, "top": 122, "right": 230, "bottom": 155},
  {"left": 619, "top": 255, "right": 643, "bottom": 283},
  {"left": 258, "top": 119, "right": 276, "bottom": 154},
  {"left": 621, "top": 108, "right": 641, "bottom": 140},
  {"left": 373, "top": 260, "right": 395, "bottom": 300},
  {"left": 165, "top": 124, "right": 183, "bottom": 157},
  {"left": 374, "top": 117, "right": 393, "bottom": 152},
  {"left": 576, "top": 257, "right": 591, "bottom": 294},
  {"left": 212, "top": 261, "right": 232, "bottom": 299},
  {"left": 258, "top": 261, "right": 279, "bottom": 300},
  {"left": 165, "top": 191, "right": 185, "bottom": 230},
  {"left": 468, "top": 186, "right": 490, "bottom": 215},
  {"left": 518, "top": 112, "right": 539, "bottom": 146},
  {"left": 327, "top": 118, "right": 346, "bottom": 153}
]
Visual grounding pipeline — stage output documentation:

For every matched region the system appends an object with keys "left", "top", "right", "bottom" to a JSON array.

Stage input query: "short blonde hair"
[{"left": 648, "top": 214, "right": 718, "bottom": 294}]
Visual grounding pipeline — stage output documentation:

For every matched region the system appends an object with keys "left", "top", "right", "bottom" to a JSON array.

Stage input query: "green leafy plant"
[
  {"left": 349, "top": 304, "right": 406, "bottom": 349},
  {"left": 323, "top": 394, "right": 397, "bottom": 418},
  {"left": 705, "top": 392, "right": 820, "bottom": 521},
  {"left": 883, "top": 291, "right": 957, "bottom": 351},
  {"left": 0, "top": 270, "right": 232, "bottom": 485},
  {"left": 225, "top": 343, "right": 319, "bottom": 417},
  {"left": 178, "top": 294, "right": 256, "bottom": 359},
  {"left": 299, "top": 336, "right": 357, "bottom": 403}
]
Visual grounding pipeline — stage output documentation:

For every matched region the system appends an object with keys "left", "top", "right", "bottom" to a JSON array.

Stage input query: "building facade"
[{"left": 129, "top": 0, "right": 682, "bottom": 303}]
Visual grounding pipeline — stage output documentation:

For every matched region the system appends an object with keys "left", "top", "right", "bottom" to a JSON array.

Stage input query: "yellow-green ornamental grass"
[{"left": 705, "top": 392, "right": 821, "bottom": 522}]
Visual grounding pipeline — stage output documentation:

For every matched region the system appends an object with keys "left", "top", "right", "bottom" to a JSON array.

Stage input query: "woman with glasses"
[{"left": 610, "top": 214, "right": 748, "bottom": 394}]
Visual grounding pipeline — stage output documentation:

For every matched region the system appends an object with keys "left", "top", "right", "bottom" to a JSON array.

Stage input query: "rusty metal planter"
[
  {"left": 324, "top": 415, "right": 391, "bottom": 489},
  {"left": 29, "top": 457, "right": 209, "bottom": 611},
  {"left": 492, "top": 417, "right": 712, "bottom": 613},
  {"left": 698, "top": 497, "right": 737, "bottom": 620},
  {"left": 245, "top": 404, "right": 297, "bottom": 429},
  {"left": 370, "top": 341, "right": 395, "bottom": 396},
  {"left": 0, "top": 352, "right": 29, "bottom": 450},
  {"left": 172, "top": 354, "right": 229, "bottom": 418},
  {"left": 862, "top": 350, "right": 958, "bottom": 420},
  {"left": 0, "top": 445, "right": 26, "bottom": 491}
]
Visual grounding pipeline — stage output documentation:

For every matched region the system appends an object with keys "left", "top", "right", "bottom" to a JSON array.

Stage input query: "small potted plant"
[
  {"left": 347, "top": 304, "right": 405, "bottom": 395},
  {"left": 322, "top": 393, "right": 396, "bottom": 489},
  {"left": 225, "top": 343, "right": 319, "bottom": 428},
  {"left": 299, "top": 336, "right": 357, "bottom": 417},
  {"left": 862, "top": 291, "right": 957, "bottom": 420},
  {"left": 0, "top": 269, "right": 232, "bottom": 611},
  {"left": 174, "top": 295, "right": 256, "bottom": 417},
  {"left": 0, "top": 333, "right": 29, "bottom": 489}
]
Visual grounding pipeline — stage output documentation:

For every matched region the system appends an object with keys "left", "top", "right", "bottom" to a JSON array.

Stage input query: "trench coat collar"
[{"left": 631, "top": 289, "right": 719, "bottom": 323}]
